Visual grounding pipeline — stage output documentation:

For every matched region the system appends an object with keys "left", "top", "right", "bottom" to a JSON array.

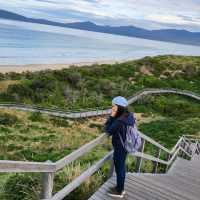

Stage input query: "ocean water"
[{"left": 0, "top": 19, "right": 200, "bottom": 65}]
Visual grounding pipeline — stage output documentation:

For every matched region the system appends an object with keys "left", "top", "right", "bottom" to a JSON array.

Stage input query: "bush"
[
  {"left": 7, "top": 84, "right": 31, "bottom": 98},
  {"left": 28, "top": 112, "right": 44, "bottom": 122},
  {"left": 66, "top": 72, "right": 83, "bottom": 88},
  {"left": 0, "top": 113, "right": 18, "bottom": 126},
  {"left": 97, "top": 79, "right": 117, "bottom": 96}
]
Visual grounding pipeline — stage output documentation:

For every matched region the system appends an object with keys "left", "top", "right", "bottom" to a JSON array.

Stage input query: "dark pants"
[{"left": 113, "top": 148, "right": 127, "bottom": 193}]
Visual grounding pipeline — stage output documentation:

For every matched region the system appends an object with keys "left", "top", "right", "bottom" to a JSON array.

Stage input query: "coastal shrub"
[
  {"left": 135, "top": 95, "right": 200, "bottom": 119},
  {"left": 137, "top": 76, "right": 169, "bottom": 88},
  {"left": 0, "top": 92, "right": 14, "bottom": 102},
  {"left": 98, "top": 79, "right": 117, "bottom": 96},
  {"left": 6, "top": 72, "right": 22, "bottom": 80},
  {"left": 183, "top": 65, "right": 198, "bottom": 79},
  {"left": 28, "top": 112, "right": 44, "bottom": 122},
  {"left": 66, "top": 72, "right": 82, "bottom": 87},
  {"left": 0, "top": 113, "right": 18, "bottom": 126},
  {"left": 7, "top": 84, "right": 31, "bottom": 99}
]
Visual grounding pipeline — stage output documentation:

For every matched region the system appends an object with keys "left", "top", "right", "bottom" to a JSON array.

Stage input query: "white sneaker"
[{"left": 107, "top": 187, "right": 125, "bottom": 198}]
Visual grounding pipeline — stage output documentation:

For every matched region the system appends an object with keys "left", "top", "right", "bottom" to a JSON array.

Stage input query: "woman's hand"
[{"left": 111, "top": 104, "right": 118, "bottom": 117}]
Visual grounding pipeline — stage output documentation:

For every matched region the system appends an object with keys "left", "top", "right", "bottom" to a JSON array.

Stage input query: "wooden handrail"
[
  {"left": 0, "top": 160, "right": 56, "bottom": 173},
  {"left": 0, "top": 134, "right": 191, "bottom": 173},
  {"left": 0, "top": 134, "right": 107, "bottom": 173},
  {"left": 170, "top": 137, "right": 183, "bottom": 154},
  {"left": 138, "top": 131, "right": 170, "bottom": 154},
  {"left": 55, "top": 134, "right": 106, "bottom": 171},
  {"left": 132, "top": 152, "right": 168, "bottom": 165},
  {"left": 183, "top": 134, "right": 200, "bottom": 139}
]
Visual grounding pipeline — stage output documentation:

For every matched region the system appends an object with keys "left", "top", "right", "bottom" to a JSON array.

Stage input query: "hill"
[
  {"left": 0, "top": 9, "right": 200, "bottom": 46},
  {"left": 0, "top": 55, "right": 200, "bottom": 110}
]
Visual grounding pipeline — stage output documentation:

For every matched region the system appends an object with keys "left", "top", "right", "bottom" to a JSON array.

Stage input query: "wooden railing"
[
  {"left": 0, "top": 88, "right": 200, "bottom": 119},
  {"left": 0, "top": 133, "right": 199, "bottom": 200}
]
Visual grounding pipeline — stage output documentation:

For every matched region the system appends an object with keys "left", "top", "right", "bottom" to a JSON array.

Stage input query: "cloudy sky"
[{"left": 1, "top": 0, "right": 200, "bottom": 31}]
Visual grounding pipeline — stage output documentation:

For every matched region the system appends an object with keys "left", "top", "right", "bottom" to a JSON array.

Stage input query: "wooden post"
[
  {"left": 135, "top": 138, "right": 145, "bottom": 173},
  {"left": 152, "top": 148, "right": 161, "bottom": 173},
  {"left": 41, "top": 161, "right": 54, "bottom": 199},
  {"left": 180, "top": 141, "right": 186, "bottom": 157},
  {"left": 108, "top": 158, "right": 115, "bottom": 178},
  {"left": 197, "top": 143, "right": 200, "bottom": 155},
  {"left": 165, "top": 153, "right": 171, "bottom": 173}
]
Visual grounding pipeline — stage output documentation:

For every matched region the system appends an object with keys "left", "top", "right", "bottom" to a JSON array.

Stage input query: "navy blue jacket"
[{"left": 105, "top": 112, "right": 135, "bottom": 149}]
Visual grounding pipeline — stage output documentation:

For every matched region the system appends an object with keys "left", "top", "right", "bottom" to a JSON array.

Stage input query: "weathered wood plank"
[
  {"left": 41, "top": 171, "right": 54, "bottom": 199},
  {"left": 0, "top": 160, "right": 56, "bottom": 172},
  {"left": 128, "top": 175, "right": 190, "bottom": 200},
  {"left": 132, "top": 152, "right": 168, "bottom": 165},
  {"left": 124, "top": 177, "right": 172, "bottom": 200},
  {"left": 103, "top": 179, "right": 145, "bottom": 200},
  {"left": 142, "top": 175, "right": 200, "bottom": 199},
  {"left": 55, "top": 134, "right": 107, "bottom": 171}
]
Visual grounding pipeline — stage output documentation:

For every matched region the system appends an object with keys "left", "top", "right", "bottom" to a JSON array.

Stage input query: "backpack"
[{"left": 118, "top": 124, "right": 142, "bottom": 153}]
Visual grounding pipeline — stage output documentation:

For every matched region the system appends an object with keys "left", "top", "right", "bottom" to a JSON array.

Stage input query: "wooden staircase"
[
  {"left": 89, "top": 153, "right": 200, "bottom": 200},
  {"left": 0, "top": 130, "right": 199, "bottom": 200}
]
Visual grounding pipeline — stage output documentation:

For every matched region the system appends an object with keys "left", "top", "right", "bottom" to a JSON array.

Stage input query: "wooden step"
[
  {"left": 141, "top": 175, "right": 200, "bottom": 198},
  {"left": 129, "top": 174, "right": 197, "bottom": 200},
  {"left": 88, "top": 154, "right": 200, "bottom": 200},
  {"left": 127, "top": 174, "right": 187, "bottom": 200},
  {"left": 168, "top": 158, "right": 200, "bottom": 175},
  {"left": 191, "top": 154, "right": 200, "bottom": 162}
]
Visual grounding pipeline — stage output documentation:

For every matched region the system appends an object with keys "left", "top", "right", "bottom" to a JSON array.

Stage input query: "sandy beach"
[{"left": 0, "top": 59, "right": 130, "bottom": 74}]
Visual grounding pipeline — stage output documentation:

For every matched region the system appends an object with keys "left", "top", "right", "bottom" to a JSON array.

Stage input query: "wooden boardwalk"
[
  {"left": 89, "top": 156, "right": 200, "bottom": 200},
  {"left": 0, "top": 88, "right": 200, "bottom": 119}
]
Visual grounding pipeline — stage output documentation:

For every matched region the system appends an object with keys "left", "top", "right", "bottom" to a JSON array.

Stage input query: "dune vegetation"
[
  {"left": 0, "top": 55, "right": 200, "bottom": 109},
  {"left": 0, "top": 55, "right": 200, "bottom": 199}
]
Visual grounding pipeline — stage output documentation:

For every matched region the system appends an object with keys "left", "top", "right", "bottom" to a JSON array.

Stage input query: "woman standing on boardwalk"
[{"left": 105, "top": 96, "right": 135, "bottom": 198}]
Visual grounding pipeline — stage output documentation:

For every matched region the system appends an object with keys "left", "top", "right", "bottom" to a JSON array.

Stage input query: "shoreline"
[{"left": 0, "top": 59, "right": 131, "bottom": 74}]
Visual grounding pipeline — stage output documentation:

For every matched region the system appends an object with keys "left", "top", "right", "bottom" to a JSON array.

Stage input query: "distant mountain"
[{"left": 0, "top": 9, "right": 200, "bottom": 46}]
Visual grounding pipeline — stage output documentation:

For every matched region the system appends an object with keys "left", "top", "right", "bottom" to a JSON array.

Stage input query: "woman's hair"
[{"left": 115, "top": 105, "right": 129, "bottom": 118}]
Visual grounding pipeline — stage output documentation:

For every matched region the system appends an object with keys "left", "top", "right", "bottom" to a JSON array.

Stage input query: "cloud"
[{"left": 0, "top": 0, "right": 200, "bottom": 31}]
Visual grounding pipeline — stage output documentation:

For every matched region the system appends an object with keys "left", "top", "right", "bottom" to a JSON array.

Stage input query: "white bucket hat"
[{"left": 112, "top": 96, "right": 128, "bottom": 107}]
